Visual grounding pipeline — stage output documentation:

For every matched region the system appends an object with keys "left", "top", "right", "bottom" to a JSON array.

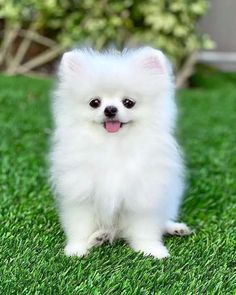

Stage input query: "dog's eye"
[
  {"left": 89, "top": 97, "right": 101, "bottom": 108},
  {"left": 122, "top": 97, "right": 136, "bottom": 109}
]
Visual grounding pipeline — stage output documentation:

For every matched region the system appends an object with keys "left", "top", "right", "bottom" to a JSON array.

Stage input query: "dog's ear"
[
  {"left": 59, "top": 50, "right": 81, "bottom": 77},
  {"left": 134, "top": 47, "right": 171, "bottom": 75}
]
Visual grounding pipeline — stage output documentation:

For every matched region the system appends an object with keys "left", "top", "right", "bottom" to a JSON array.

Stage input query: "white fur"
[{"left": 50, "top": 47, "right": 190, "bottom": 259}]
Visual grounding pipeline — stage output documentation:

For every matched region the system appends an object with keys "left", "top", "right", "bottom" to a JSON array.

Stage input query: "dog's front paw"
[
  {"left": 165, "top": 221, "right": 192, "bottom": 236},
  {"left": 64, "top": 242, "right": 88, "bottom": 257},
  {"left": 130, "top": 241, "right": 170, "bottom": 259}
]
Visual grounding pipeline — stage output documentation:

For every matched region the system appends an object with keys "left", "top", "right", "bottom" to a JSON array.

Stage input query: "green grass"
[{"left": 0, "top": 71, "right": 235, "bottom": 294}]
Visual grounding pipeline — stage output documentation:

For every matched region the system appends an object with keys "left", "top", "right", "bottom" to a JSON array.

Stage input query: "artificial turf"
[{"left": 0, "top": 71, "right": 235, "bottom": 294}]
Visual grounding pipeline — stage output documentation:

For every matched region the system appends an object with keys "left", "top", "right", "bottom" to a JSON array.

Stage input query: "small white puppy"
[{"left": 50, "top": 47, "right": 191, "bottom": 259}]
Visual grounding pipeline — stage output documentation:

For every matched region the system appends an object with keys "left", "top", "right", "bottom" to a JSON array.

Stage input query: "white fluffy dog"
[{"left": 50, "top": 47, "right": 191, "bottom": 259}]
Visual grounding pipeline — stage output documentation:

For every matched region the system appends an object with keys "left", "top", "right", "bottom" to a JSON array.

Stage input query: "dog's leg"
[
  {"left": 60, "top": 201, "right": 96, "bottom": 257},
  {"left": 165, "top": 220, "right": 192, "bottom": 236},
  {"left": 121, "top": 211, "right": 169, "bottom": 259}
]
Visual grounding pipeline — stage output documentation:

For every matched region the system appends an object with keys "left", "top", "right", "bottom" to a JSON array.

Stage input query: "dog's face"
[
  {"left": 87, "top": 94, "right": 136, "bottom": 132},
  {"left": 57, "top": 47, "right": 174, "bottom": 134}
]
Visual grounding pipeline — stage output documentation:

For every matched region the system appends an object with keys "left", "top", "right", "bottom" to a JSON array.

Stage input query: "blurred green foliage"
[{"left": 0, "top": 0, "right": 213, "bottom": 67}]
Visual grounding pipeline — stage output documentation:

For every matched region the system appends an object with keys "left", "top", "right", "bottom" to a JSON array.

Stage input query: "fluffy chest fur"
[{"left": 52, "top": 124, "right": 182, "bottom": 223}]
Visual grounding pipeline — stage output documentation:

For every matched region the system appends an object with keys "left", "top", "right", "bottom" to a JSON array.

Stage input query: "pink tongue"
[{"left": 105, "top": 121, "right": 121, "bottom": 133}]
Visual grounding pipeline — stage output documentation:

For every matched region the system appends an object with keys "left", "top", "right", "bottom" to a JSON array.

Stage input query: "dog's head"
[{"left": 55, "top": 47, "right": 175, "bottom": 134}]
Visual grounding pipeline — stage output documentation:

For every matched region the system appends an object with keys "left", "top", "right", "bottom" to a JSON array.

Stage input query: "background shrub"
[{"left": 0, "top": 0, "right": 213, "bottom": 69}]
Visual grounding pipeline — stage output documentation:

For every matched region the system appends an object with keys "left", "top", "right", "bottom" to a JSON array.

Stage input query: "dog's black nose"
[{"left": 104, "top": 106, "right": 118, "bottom": 118}]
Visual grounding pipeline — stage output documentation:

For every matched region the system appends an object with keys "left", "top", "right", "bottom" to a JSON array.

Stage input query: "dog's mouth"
[{"left": 103, "top": 121, "right": 124, "bottom": 133}]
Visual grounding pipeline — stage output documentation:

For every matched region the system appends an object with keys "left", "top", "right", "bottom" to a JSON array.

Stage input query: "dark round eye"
[
  {"left": 122, "top": 97, "right": 136, "bottom": 109},
  {"left": 89, "top": 97, "right": 101, "bottom": 108}
]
